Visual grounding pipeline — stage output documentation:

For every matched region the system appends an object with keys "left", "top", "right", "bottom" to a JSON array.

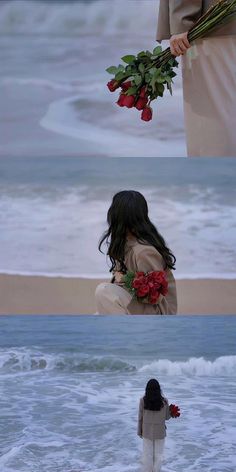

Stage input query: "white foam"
[
  {"left": 40, "top": 93, "right": 185, "bottom": 158},
  {"left": 1, "top": 186, "right": 236, "bottom": 276},
  {"left": 1, "top": 77, "right": 82, "bottom": 92},
  {"left": 139, "top": 356, "right": 236, "bottom": 376},
  {"left": 0, "top": 0, "right": 159, "bottom": 35},
  {"left": 0, "top": 445, "right": 23, "bottom": 468}
]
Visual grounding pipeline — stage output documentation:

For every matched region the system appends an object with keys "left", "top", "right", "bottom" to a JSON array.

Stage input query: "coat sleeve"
[
  {"left": 165, "top": 399, "right": 171, "bottom": 420},
  {"left": 135, "top": 246, "right": 165, "bottom": 273},
  {"left": 137, "top": 398, "right": 144, "bottom": 437},
  {"left": 169, "top": 0, "right": 203, "bottom": 35},
  {"left": 133, "top": 246, "right": 166, "bottom": 306}
]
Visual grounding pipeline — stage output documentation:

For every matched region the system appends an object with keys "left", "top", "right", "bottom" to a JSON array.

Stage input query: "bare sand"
[{"left": 0, "top": 274, "right": 236, "bottom": 315}]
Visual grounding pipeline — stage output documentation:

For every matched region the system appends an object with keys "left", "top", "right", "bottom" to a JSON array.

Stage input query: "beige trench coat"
[
  {"left": 138, "top": 397, "right": 171, "bottom": 440},
  {"left": 113, "top": 238, "right": 177, "bottom": 315},
  {"left": 156, "top": 0, "right": 236, "bottom": 41}
]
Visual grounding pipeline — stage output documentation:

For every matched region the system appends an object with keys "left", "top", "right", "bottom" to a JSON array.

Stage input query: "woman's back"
[{"left": 138, "top": 397, "right": 171, "bottom": 440}]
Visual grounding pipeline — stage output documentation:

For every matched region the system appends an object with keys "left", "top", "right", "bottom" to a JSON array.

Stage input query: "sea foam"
[{"left": 0, "top": 0, "right": 158, "bottom": 35}]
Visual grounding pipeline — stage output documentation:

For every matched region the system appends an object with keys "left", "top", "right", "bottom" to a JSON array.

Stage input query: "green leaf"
[
  {"left": 165, "top": 76, "right": 172, "bottom": 84},
  {"left": 115, "top": 72, "right": 126, "bottom": 81},
  {"left": 157, "top": 76, "right": 166, "bottom": 84},
  {"left": 123, "top": 271, "right": 136, "bottom": 295},
  {"left": 127, "top": 86, "right": 138, "bottom": 95},
  {"left": 126, "top": 65, "right": 133, "bottom": 73},
  {"left": 137, "top": 51, "right": 147, "bottom": 58},
  {"left": 121, "top": 55, "right": 136, "bottom": 64},
  {"left": 117, "top": 64, "right": 125, "bottom": 71},
  {"left": 134, "top": 75, "right": 142, "bottom": 86},
  {"left": 106, "top": 66, "right": 119, "bottom": 75},
  {"left": 154, "top": 69, "right": 162, "bottom": 80},
  {"left": 167, "top": 82, "right": 173, "bottom": 95},
  {"left": 139, "top": 63, "right": 145, "bottom": 75},
  {"left": 153, "top": 46, "right": 162, "bottom": 55},
  {"left": 157, "top": 83, "right": 165, "bottom": 94}
]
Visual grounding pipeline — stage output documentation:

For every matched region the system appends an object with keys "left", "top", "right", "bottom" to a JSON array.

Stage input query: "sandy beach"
[{"left": 0, "top": 274, "right": 236, "bottom": 315}]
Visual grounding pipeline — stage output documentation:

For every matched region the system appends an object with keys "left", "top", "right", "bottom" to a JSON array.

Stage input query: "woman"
[
  {"left": 95, "top": 190, "right": 177, "bottom": 315},
  {"left": 138, "top": 379, "right": 172, "bottom": 472},
  {"left": 157, "top": 0, "right": 236, "bottom": 157}
]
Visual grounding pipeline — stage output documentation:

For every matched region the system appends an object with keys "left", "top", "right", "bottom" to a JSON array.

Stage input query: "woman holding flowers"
[
  {"left": 95, "top": 190, "right": 177, "bottom": 315},
  {"left": 157, "top": 0, "right": 236, "bottom": 157},
  {"left": 138, "top": 379, "right": 180, "bottom": 472}
]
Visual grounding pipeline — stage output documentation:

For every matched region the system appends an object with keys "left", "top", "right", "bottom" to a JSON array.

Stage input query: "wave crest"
[
  {"left": 0, "top": 349, "right": 136, "bottom": 373},
  {"left": 1, "top": 350, "right": 235, "bottom": 376},
  {"left": 139, "top": 356, "right": 236, "bottom": 376},
  {"left": 0, "top": 0, "right": 158, "bottom": 35}
]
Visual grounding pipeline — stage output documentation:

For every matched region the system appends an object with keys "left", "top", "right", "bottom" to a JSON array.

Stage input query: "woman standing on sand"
[
  {"left": 138, "top": 379, "right": 179, "bottom": 472},
  {"left": 157, "top": 0, "right": 236, "bottom": 157},
  {"left": 95, "top": 190, "right": 177, "bottom": 315}
]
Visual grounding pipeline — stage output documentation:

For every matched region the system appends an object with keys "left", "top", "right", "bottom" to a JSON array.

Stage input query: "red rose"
[
  {"left": 147, "top": 271, "right": 168, "bottom": 296},
  {"left": 135, "top": 97, "right": 149, "bottom": 111},
  {"left": 149, "top": 294, "right": 159, "bottom": 305},
  {"left": 121, "top": 81, "right": 132, "bottom": 91},
  {"left": 107, "top": 79, "right": 119, "bottom": 92},
  {"left": 137, "top": 285, "right": 150, "bottom": 298},
  {"left": 117, "top": 94, "right": 126, "bottom": 107},
  {"left": 141, "top": 106, "right": 153, "bottom": 122},
  {"left": 149, "top": 271, "right": 164, "bottom": 284},
  {"left": 123, "top": 95, "right": 136, "bottom": 108},
  {"left": 133, "top": 276, "right": 146, "bottom": 289},
  {"left": 170, "top": 404, "right": 181, "bottom": 418},
  {"left": 140, "top": 86, "right": 147, "bottom": 98},
  {"left": 149, "top": 287, "right": 160, "bottom": 304},
  {"left": 148, "top": 281, "right": 155, "bottom": 289},
  {"left": 160, "top": 281, "right": 168, "bottom": 296}
]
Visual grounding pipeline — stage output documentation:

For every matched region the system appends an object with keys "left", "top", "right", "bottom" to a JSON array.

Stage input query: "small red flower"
[
  {"left": 137, "top": 285, "right": 150, "bottom": 298},
  {"left": 121, "top": 81, "right": 132, "bottom": 91},
  {"left": 117, "top": 94, "right": 126, "bottom": 107},
  {"left": 169, "top": 404, "right": 181, "bottom": 418},
  {"left": 133, "top": 276, "right": 146, "bottom": 289},
  {"left": 107, "top": 79, "right": 120, "bottom": 92},
  {"left": 149, "top": 295, "right": 159, "bottom": 305},
  {"left": 126, "top": 270, "right": 168, "bottom": 305},
  {"left": 123, "top": 95, "right": 136, "bottom": 108},
  {"left": 135, "top": 97, "right": 149, "bottom": 111},
  {"left": 140, "top": 86, "right": 147, "bottom": 98},
  {"left": 141, "top": 106, "right": 153, "bottom": 122}
]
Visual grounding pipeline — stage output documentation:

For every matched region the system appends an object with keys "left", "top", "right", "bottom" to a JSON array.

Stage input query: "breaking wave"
[
  {"left": 0, "top": 349, "right": 236, "bottom": 376},
  {"left": 0, "top": 0, "right": 158, "bottom": 36}
]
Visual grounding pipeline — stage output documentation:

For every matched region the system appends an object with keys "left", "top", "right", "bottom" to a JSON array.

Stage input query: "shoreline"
[
  {"left": 1, "top": 271, "right": 236, "bottom": 280},
  {"left": 1, "top": 274, "right": 236, "bottom": 315}
]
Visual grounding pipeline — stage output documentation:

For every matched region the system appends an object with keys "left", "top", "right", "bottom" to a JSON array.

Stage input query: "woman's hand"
[
  {"left": 170, "top": 32, "right": 190, "bottom": 57},
  {"left": 114, "top": 271, "right": 125, "bottom": 284}
]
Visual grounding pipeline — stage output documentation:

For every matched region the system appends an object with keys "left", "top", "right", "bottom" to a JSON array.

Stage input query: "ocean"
[
  {"left": 0, "top": 0, "right": 185, "bottom": 158},
  {"left": 1, "top": 156, "right": 236, "bottom": 278},
  {"left": 0, "top": 315, "right": 236, "bottom": 472}
]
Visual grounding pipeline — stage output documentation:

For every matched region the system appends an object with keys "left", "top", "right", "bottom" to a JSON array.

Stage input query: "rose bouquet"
[
  {"left": 106, "top": 0, "right": 236, "bottom": 121},
  {"left": 169, "top": 404, "right": 181, "bottom": 418},
  {"left": 123, "top": 270, "right": 168, "bottom": 305}
]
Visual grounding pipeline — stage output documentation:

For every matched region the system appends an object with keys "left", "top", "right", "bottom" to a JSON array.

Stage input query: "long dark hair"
[
  {"left": 99, "top": 190, "right": 176, "bottom": 273},
  {"left": 143, "top": 379, "right": 165, "bottom": 411}
]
